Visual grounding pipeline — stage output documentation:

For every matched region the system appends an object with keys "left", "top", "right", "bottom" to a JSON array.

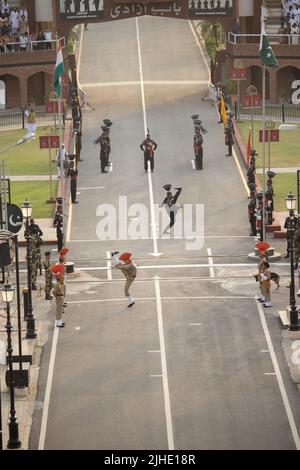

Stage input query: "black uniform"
[
  {"left": 54, "top": 210, "right": 63, "bottom": 251},
  {"left": 94, "top": 130, "right": 111, "bottom": 173},
  {"left": 162, "top": 188, "right": 182, "bottom": 231},
  {"left": 140, "top": 136, "right": 157, "bottom": 172},
  {"left": 224, "top": 117, "right": 235, "bottom": 156},
  {"left": 194, "top": 132, "right": 203, "bottom": 170},
  {"left": 68, "top": 165, "right": 79, "bottom": 203}
]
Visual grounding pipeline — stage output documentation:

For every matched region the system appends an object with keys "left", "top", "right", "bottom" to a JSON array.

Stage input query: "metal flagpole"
[
  {"left": 262, "top": 64, "right": 266, "bottom": 242},
  {"left": 58, "top": 97, "right": 65, "bottom": 248}
]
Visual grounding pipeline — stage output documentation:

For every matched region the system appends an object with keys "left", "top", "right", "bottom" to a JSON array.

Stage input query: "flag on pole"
[
  {"left": 54, "top": 44, "right": 65, "bottom": 98},
  {"left": 259, "top": 22, "right": 278, "bottom": 68},
  {"left": 220, "top": 95, "right": 227, "bottom": 125},
  {"left": 247, "top": 128, "right": 252, "bottom": 167}
]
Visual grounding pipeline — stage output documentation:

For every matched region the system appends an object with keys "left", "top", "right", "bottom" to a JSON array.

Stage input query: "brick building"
[{"left": 0, "top": 0, "right": 300, "bottom": 108}]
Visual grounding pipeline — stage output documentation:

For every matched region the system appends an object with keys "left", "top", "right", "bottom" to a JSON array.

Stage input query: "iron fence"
[
  {"left": 0, "top": 106, "right": 61, "bottom": 130},
  {"left": 237, "top": 103, "right": 300, "bottom": 122}
]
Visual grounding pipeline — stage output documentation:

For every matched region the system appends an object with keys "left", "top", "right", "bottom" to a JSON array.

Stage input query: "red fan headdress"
[
  {"left": 50, "top": 264, "right": 65, "bottom": 275},
  {"left": 59, "top": 247, "right": 69, "bottom": 257},
  {"left": 119, "top": 252, "right": 132, "bottom": 262},
  {"left": 255, "top": 241, "right": 270, "bottom": 253}
]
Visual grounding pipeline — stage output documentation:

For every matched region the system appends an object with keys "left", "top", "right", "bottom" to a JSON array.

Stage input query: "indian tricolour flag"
[{"left": 54, "top": 44, "right": 65, "bottom": 98}]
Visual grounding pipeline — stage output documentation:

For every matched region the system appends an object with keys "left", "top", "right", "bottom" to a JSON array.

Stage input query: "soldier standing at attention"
[
  {"left": 27, "top": 218, "right": 43, "bottom": 275},
  {"left": 43, "top": 251, "right": 53, "bottom": 300},
  {"left": 68, "top": 160, "right": 79, "bottom": 204},
  {"left": 53, "top": 205, "right": 64, "bottom": 251},
  {"left": 29, "top": 235, "right": 39, "bottom": 291},
  {"left": 51, "top": 265, "right": 66, "bottom": 328},
  {"left": 140, "top": 133, "right": 157, "bottom": 173},
  {"left": 194, "top": 126, "right": 204, "bottom": 170},
  {"left": 94, "top": 125, "right": 111, "bottom": 173},
  {"left": 224, "top": 112, "right": 235, "bottom": 157}
]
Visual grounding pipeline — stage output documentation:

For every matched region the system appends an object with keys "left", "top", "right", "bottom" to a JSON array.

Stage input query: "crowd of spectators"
[
  {"left": 0, "top": 0, "right": 54, "bottom": 52},
  {"left": 281, "top": 0, "right": 300, "bottom": 43}
]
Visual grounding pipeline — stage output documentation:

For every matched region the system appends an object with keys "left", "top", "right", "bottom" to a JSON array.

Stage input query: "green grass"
[
  {"left": 257, "top": 173, "right": 298, "bottom": 212},
  {"left": 10, "top": 181, "right": 58, "bottom": 218},
  {"left": 237, "top": 121, "right": 300, "bottom": 168},
  {"left": 0, "top": 128, "right": 57, "bottom": 175}
]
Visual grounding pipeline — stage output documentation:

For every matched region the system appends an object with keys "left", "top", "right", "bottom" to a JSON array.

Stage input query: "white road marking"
[
  {"left": 81, "top": 80, "right": 208, "bottom": 87},
  {"left": 154, "top": 277, "right": 174, "bottom": 450},
  {"left": 109, "top": 162, "right": 113, "bottom": 173},
  {"left": 106, "top": 251, "right": 112, "bottom": 281},
  {"left": 261, "top": 350, "right": 270, "bottom": 353},
  {"left": 191, "top": 159, "right": 195, "bottom": 170},
  {"left": 67, "top": 296, "right": 254, "bottom": 304},
  {"left": 75, "top": 327, "right": 81, "bottom": 331},
  {"left": 207, "top": 248, "right": 215, "bottom": 278},
  {"left": 69, "top": 235, "right": 253, "bottom": 242},
  {"left": 38, "top": 326, "right": 59, "bottom": 450},
  {"left": 232, "top": 147, "right": 250, "bottom": 197},
  {"left": 77, "top": 187, "right": 105, "bottom": 190},
  {"left": 150, "top": 375, "right": 163, "bottom": 378},
  {"left": 135, "top": 18, "right": 161, "bottom": 258},
  {"left": 190, "top": 323, "right": 202, "bottom": 326},
  {"left": 148, "top": 350, "right": 161, "bottom": 353},
  {"left": 264, "top": 373, "right": 276, "bottom": 375},
  {"left": 256, "top": 302, "right": 300, "bottom": 450},
  {"left": 188, "top": 20, "right": 211, "bottom": 77}
]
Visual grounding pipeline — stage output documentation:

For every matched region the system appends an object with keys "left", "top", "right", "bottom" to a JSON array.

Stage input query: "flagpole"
[
  {"left": 59, "top": 94, "right": 65, "bottom": 248},
  {"left": 262, "top": 63, "right": 266, "bottom": 241}
]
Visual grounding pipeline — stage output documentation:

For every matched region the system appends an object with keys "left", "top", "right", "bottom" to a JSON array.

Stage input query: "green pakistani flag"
[
  {"left": 54, "top": 44, "right": 65, "bottom": 98},
  {"left": 259, "top": 23, "right": 278, "bottom": 67}
]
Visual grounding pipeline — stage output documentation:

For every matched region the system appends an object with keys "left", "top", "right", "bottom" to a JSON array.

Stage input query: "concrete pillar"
[{"left": 269, "top": 70, "right": 277, "bottom": 103}]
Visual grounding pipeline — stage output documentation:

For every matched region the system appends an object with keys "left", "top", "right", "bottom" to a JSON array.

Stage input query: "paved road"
[{"left": 30, "top": 17, "right": 300, "bottom": 450}]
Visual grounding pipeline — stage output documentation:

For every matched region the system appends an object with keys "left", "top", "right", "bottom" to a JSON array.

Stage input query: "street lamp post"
[
  {"left": 1, "top": 282, "right": 21, "bottom": 449},
  {"left": 285, "top": 192, "right": 300, "bottom": 331},
  {"left": 21, "top": 199, "right": 36, "bottom": 339}
]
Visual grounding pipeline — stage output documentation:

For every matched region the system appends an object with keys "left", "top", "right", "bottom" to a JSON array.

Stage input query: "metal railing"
[
  {"left": 228, "top": 32, "right": 300, "bottom": 45},
  {"left": 0, "top": 37, "right": 66, "bottom": 54},
  {"left": 0, "top": 106, "right": 63, "bottom": 130},
  {"left": 237, "top": 102, "right": 300, "bottom": 122}
]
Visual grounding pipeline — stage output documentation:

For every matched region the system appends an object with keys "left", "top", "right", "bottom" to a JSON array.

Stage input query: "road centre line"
[
  {"left": 77, "top": 187, "right": 105, "bottom": 190},
  {"left": 81, "top": 80, "right": 208, "bottom": 87},
  {"left": 38, "top": 325, "right": 59, "bottom": 450},
  {"left": 256, "top": 302, "right": 300, "bottom": 449},
  {"left": 67, "top": 296, "right": 254, "bottom": 304}
]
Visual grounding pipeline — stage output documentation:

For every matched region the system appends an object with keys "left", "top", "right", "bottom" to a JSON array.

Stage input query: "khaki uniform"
[
  {"left": 52, "top": 280, "right": 64, "bottom": 321},
  {"left": 43, "top": 259, "right": 53, "bottom": 296},
  {"left": 118, "top": 262, "right": 137, "bottom": 297}
]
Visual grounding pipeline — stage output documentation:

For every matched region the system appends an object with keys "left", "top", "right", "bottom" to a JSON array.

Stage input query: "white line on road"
[
  {"left": 264, "top": 373, "right": 276, "bottom": 375},
  {"left": 256, "top": 302, "right": 300, "bottom": 449},
  {"left": 191, "top": 159, "right": 195, "bottom": 170},
  {"left": 154, "top": 278, "right": 175, "bottom": 450},
  {"left": 190, "top": 323, "right": 202, "bottom": 326},
  {"left": 81, "top": 80, "right": 208, "bottom": 87},
  {"left": 77, "top": 187, "right": 106, "bottom": 190},
  {"left": 135, "top": 17, "right": 161, "bottom": 258},
  {"left": 67, "top": 296, "right": 254, "bottom": 304},
  {"left": 38, "top": 326, "right": 59, "bottom": 450},
  {"left": 232, "top": 147, "right": 250, "bottom": 197},
  {"left": 189, "top": 20, "right": 211, "bottom": 77},
  {"left": 106, "top": 251, "right": 112, "bottom": 281},
  {"left": 150, "top": 375, "right": 163, "bottom": 378},
  {"left": 148, "top": 350, "right": 161, "bottom": 353},
  {"left": 207, "top": 248, "right": 215, "bottom": 278},
  {"left": 69, "top": 235, "right": 253, "bottom": 242}
]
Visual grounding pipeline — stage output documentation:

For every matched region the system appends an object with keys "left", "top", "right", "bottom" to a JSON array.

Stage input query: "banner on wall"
[
  {"left": 59, "top": 0, "right": 104, "bottom": 20},
  {"left": 189, "top": 0, "right": 233, "bottom": 16}
]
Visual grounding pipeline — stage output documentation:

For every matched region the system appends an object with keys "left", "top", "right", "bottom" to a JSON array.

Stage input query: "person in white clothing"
[
  {"left": 9, "top": 7, "right": 19, "bottom": 34},
  {"left": 44, "top": 28, "right": 52, "bottom": 49}
]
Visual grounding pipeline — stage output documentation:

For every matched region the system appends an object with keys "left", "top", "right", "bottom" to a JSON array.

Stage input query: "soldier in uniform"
[
  {"left": 161, "top": 186, "right": 182, "bottom": 234},
  {"left": 29, "top": 235, "right": 39, "bottom": 290},
  {"left": 27, "top": 218, "right": 43, "bottom": 274},
  {"left": 53, "top": 205, "right": 63, "bottom": 251},
  {"left": 94, "top": 125, "right": 111, "bottom": 173},
  {"left": 51, "top": 265, "right": 66, "bottom": 328},
  {"left": 224, "top": 113, "right": 235, "bottom": 156},
  {"left": 140, "top": 133, "right": 157, "bottom": 172},
  {"left": 111, "top": 252, "right": 137, "bottom": 307},
  {"left": 193, "top": 126, "right": 204, "bottom": 170},
  {"left": 43, "top": 251, "right": 53, "bottom": 300},
  {"left": 68, "top": 160, "right": 79, "bottom": 204}
]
